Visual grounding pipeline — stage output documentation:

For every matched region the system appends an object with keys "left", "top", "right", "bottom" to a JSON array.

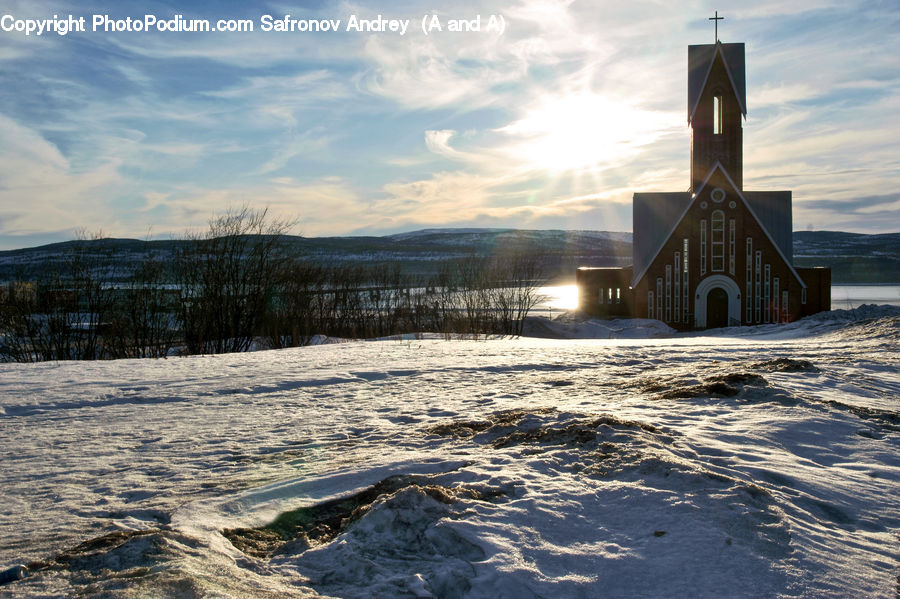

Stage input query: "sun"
[
  {"left": 499, "top": 92, "right": 670, "bottom": 173},
  {"left": 540, "top": 284, "right": 580, "bottom": 311}
]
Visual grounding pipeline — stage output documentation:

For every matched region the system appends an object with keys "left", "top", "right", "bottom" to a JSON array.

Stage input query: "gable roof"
[
  {"left": 632, "top": 163, "right": 805, "bottom": 289},
  {"left": 688, "top": 42, "right": 747, "bottom": 123},
  {"left": 745, "top": 191, "right": 793, "bottom": 261},
  {"left": 632, "top": 191, "right": 692, "bottom": 281}
]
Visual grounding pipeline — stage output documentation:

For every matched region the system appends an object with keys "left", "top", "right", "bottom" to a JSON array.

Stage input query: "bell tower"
[
  {"left": 688, "top": 42, "right": 746, "bottom": 191},
  {"left": 580, "top": 14, "right": 832, "bottom": 328}
]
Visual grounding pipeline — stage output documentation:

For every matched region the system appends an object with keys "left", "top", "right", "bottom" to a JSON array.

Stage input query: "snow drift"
[{"left": 1, "top": 307, "right": 898, "bottom": 597}]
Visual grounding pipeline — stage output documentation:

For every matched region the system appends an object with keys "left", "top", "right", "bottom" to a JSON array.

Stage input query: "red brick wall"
[
  {"left": 634, "top": 177, "right": 807, "bottom": 329},
  {"left": 576, "top": 267, "right": 634, "bottom": 318},
  {"left": 691, "top": 54, "right": 743, "bottom": 191},
  {"left": 796, "top": 267, "right": 832, "bottom": 316}
]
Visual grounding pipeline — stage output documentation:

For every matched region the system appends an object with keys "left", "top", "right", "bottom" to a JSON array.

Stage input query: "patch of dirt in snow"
[
  {"left": 431, "top": 410, "right": 793, "bottom": 562},
  {"left": 626, "top": 355, "right": 899, "bottom": 432},
  {"left": 816, "top": 400, "right": 900, "bottom": 433},
  {"left": 489, "top": 414, "right": 662, "bottom": 449},
  {"left": 621, "top": 361, "right": 820, "bottom": 405},
  {"left": 223, "top": 473, "right": 511, "bottom": 559},
  {"left": 750, "top": 357, "right": 820, "bottom": 372},
  {"left": 626, "top": 366, "right": 792, "bottom": 404},
  {"left": 219, "top": 474, "right": 512, "bottom": 599},
  {"left": 23, "top": 529, "right": 175, "bottom": 579},
  {"left": 427, "top": 409, "right": 670, "bottom": 461},
  {"left": 6, "top": 527, "right": 312, "bottom": 598},
  {"left": 281, "top": 485, "right": 488, "bottom": 599},
  {"left": 424, "top": 407, "right": 557, "bottom": 438},
  {"left": 653, "top": 372, "right": 771, "bottom": 400}
]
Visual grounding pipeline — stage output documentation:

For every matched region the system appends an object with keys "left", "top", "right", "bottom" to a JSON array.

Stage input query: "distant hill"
[
  {"left": 792, "top": 231, "right": 900, "bottom": 283},
  {"left": 0, "top": 229, "right": 897, "bottom": 284}
]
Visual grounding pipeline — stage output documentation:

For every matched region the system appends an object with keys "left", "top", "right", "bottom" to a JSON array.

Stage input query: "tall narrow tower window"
[{"left": 713, "top": 95, "right": 723, "bottom": 135}]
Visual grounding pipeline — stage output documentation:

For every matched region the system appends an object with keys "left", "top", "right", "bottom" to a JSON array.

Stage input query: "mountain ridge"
[{"left": 0, "top": 229, "right": 897, "bottom": 284}]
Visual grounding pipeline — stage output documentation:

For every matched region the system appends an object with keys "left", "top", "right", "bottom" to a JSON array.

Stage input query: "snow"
[
  {"left": 1, "top": 307, "right": 899, "bottom": 597},
  {"left": 522, "top": 313, "right": 677, "bottom": 339}
]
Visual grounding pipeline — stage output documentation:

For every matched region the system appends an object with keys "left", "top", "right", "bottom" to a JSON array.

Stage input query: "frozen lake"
[
  {"left": 830, "top": 285, "right": 900, "bottom": 310},
  {"left": 538, "top": 284, "right": 900, "bottom": 312}
]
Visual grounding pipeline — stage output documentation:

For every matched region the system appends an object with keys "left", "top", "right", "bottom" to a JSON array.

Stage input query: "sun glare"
[
  {"left": 500, "top": 93, "right": 670, "bottom": 173},
  {"left": 540, "top": 284, "right": 580, "bottom": 311}
]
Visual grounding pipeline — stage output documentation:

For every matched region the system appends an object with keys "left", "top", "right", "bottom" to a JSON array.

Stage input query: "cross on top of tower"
[{"left": 709, "top": 11, "right": 724, "bottom": 42}]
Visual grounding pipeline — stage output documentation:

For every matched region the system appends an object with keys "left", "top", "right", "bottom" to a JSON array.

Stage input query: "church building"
[{"left": 577, "top": 29, "right": 830, "bottom": 329}]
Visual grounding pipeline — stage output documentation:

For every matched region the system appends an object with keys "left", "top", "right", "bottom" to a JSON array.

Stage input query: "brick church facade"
[{"left": 577, "top": 39, "right": 830, "bottom": 329}]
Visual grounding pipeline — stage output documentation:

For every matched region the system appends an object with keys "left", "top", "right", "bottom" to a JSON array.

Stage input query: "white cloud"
[
  {"left": 751, "top": 83, "right": 818, "bottom": 107},
  {"left": 360, "top": 36, "right": 509, "bottom": 110},
  {"left": 2, "top": 0, "right": 899, "bottom": 246},
  {"left": 0, "top": 113, "right": 123, "bottom": 235},
  {"left": 257, "top": 132, "right": 335, "bottom": 175},
  {"left": 145, "top": 177, "right": 365, "bottom": 238}
]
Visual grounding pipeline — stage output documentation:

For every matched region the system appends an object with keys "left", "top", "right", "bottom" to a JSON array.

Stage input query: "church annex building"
[{"left": 577, "top": 35, "right": 830, "bottom": 330}]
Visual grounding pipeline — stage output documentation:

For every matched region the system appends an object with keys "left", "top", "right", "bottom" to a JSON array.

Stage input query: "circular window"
[
  {"left": 728, "top": 201, "right": 736, "bottom": 209},
  {"left": 700, "top": 201, "right": 708, "bottom": 209},
  {"left": 711, "top": 188, "right": 726, "bottom": 203}
]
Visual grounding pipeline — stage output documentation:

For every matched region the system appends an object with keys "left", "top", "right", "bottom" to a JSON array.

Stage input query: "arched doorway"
[
  {"left": 706, "top": 287, "right": 729, "bottom": 328},
  {"left": 694, "top": 275, "right": 742, "bottom": 329}
]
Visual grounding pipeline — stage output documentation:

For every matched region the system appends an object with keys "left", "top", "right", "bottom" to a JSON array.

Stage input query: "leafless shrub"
[
  {"left": 1, "top": 216, "right": 546, "bottom": 361},
  {"left": 104, "top": 249, "right": 177, "bottom": 359},
  {"left": 0, "top": 230, "right": 116, "bottom": 361},
  {"left": 176, "top": 206, "right": 295, "bottom": 354}
]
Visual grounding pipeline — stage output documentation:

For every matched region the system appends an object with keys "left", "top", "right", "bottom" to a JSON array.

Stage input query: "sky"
[{"left": 0, "top": 0, "right": 897, "bottom": 249}]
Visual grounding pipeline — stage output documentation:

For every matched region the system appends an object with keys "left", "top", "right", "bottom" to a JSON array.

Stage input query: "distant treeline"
[
  {"left": 0, "top": 208, "right": 545, "bottom": 362},
  {"left": 5, "top": 227, "right": 894, "bottom": 285}
]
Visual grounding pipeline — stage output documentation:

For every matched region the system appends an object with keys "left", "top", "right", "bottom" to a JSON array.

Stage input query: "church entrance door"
[
  {"left": 694, "top": 275, "right": 740, "bottom": 329},
  {"left": 706, "top": 287, "right": 729, "bottom": 328}
]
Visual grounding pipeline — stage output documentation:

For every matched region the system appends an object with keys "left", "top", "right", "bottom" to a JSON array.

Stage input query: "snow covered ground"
[{"left": 1, "top": 306, "right": 898, "bottom": 598}]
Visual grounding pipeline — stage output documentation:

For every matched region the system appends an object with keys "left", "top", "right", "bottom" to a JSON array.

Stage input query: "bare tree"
[
  {"left": 0, "top": 231, "right": 118, "bottom": 361},
  {"left": 1, "top": 218, "right": 548, "bottom": 361},
  {"left": 106, "top": 248, "right": 177, "bottom": 359},
  {"left": 176, "top": 206, "right": 295, "bottom": 354},
  {"left": 486, "top": 251, "right": 546, "bottom": 335},
  {"left": 0, "top": 279, "right": 37, "bottom": 362},
  {"left": 262, "top": 259, "right": 328, "bottom": 348}
]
